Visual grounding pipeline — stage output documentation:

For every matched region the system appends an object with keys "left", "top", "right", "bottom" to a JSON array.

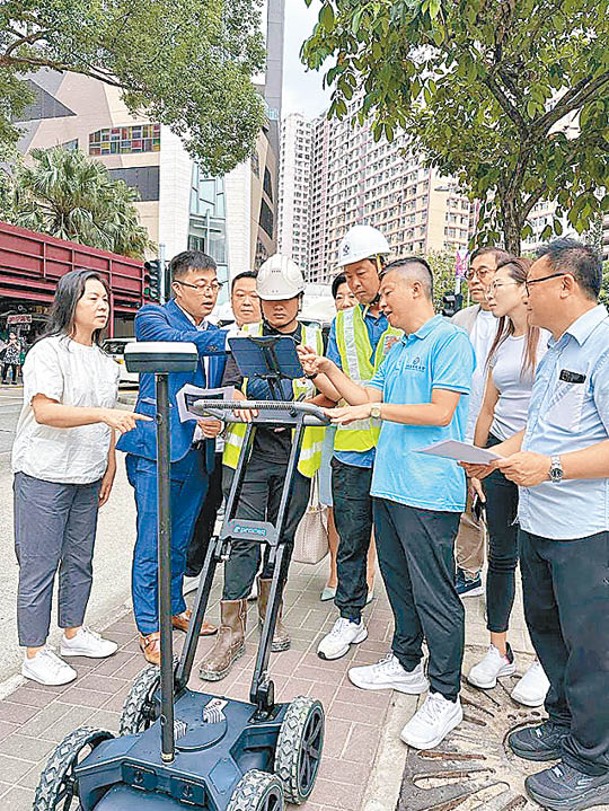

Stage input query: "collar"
[
  {"left": 552, "top": 305, "right": 607, "bottom": 348},
  {"left": 402, "top": 314, "right": 443, "bottom": 343},
  {"left": 361, "top": 303, "right": 386, "bottom": 322},
  {"left": 175, "top": 301, "right": 207, "bottom": 330}
]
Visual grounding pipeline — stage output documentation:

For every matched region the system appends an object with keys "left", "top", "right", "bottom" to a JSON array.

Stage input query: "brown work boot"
[
  {"left": 257, "top": 577, "right": 291, "bottom": 653},
  {"left": 139, "top": 632, "right": 161, "bottom": 666},
  {"left": 172, "top": 609, "right": 217, "bottom": 636},
  {"left": 199, "top": 599, "right": 246, "bottom": 681}
]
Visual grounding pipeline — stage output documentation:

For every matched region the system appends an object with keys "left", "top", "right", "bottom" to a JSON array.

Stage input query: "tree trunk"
[{"left": 498, "top": 192, "right": 523, "bottom": 255}]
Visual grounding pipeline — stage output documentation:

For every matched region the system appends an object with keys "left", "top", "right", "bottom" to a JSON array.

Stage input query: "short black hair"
[
  {"left": 331, "top": 273, "right": 347, "bottom": 300},
  {"left": 537, "top": 238, "right": 602, "bottom": 299},
  {"left": 382, "top": 257, "right": 434, "bottom": 299},
  {"left": 470, "top": 246, "right": 511, "bottom": 266},
  {"left": 170, "top": 250, "right": 217, "bottom": 282},
  {"left": 231, "top": 270, "right": 258, "bottom": 293}
]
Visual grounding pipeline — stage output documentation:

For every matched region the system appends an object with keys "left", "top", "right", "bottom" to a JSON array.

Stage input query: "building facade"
[
  {"left": 278, "top": 113, "right": 312, "bottom": 270},
  {"left": 277, "top": 109, "right": 474, "bottom": 283}
]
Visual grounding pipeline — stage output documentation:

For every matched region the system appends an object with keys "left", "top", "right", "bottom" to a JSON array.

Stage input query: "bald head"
[{"left": 381, "top": 258, "right": 434, "bottom": 300}]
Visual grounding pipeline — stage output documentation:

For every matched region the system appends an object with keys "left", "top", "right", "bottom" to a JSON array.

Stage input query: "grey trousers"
[{"left": 14, "top": 472, "right": 102, "bottom": 647}]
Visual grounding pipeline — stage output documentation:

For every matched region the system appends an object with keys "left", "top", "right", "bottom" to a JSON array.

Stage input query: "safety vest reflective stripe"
[
  {"left": 334, "top": 304, "right": 402, "bottom": 453},
  {"left": 222, "top": 321, "right": 325, "bottom": 478}
]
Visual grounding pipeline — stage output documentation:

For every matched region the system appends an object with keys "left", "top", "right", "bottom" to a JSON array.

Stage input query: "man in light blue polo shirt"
[
  {"left": 298, "top": 258, "right": 475, "bottom": 751},
  {"left": 466, "top": 239, "right": 609, "bottom": 811}
]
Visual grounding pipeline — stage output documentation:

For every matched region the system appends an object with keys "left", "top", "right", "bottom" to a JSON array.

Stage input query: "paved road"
[{"left": 0, "top": 385, "right": 137, "bottom": 685}]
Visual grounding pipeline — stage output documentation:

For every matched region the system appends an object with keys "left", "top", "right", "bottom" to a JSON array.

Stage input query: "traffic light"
[
  {"left": 143, "top": 260, "right": 161, "bottom": 301},
  {"left": 441, "top": 291, "right": 463, "bottom": 318}
]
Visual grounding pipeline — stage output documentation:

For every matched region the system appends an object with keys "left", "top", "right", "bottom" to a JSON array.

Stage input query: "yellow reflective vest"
[
  {"left": 222, "top": 322, "right": 325, "bottom": 478},
  {"left": 334, "top": 305, "right": 402, "bottom": 453}
]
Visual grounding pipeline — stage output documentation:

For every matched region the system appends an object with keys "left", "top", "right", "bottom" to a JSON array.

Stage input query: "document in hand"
[
  {"left": 416, "top": 440, "right": 504, "bottom": 465},
  {"left": 176, "top": 385, "right": 235, "bottom": 423}
]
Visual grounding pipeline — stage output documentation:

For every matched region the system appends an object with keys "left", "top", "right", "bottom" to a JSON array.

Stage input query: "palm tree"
[{"left": 9, "top": 147, "right": 153, "bottom": 258}]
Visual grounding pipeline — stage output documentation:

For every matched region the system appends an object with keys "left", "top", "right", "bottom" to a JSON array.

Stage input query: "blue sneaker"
[
  {"left": 525, "top": 762, "right": 609, "bottom": 810},
  {"left": 455, "top": 568, "right": 484, "bottom": 598}
]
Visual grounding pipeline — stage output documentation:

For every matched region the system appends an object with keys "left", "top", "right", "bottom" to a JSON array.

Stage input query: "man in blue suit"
[{"left": 118, "top": 250, "right": 228, "bottom": 665}]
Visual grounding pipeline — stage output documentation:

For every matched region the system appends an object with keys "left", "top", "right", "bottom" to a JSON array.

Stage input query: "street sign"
[{"left": 7, "top": 314, "right": 32, "bottom": 325}]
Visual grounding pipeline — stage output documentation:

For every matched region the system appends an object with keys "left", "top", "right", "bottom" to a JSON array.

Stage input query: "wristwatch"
[
  {"left": 549, "top": 455, "right": 563, "bottom": 484},
  {"left": 370, "top": 403, "right": 382, "bottom": 420}
]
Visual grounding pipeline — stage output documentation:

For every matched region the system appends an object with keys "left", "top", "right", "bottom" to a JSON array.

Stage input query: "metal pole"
[
  {"left": 155, "top": 372, "right": 175, "bottom": 762},
  {"left": 159, "top": 243, "right": 167, "bottom": 305}
]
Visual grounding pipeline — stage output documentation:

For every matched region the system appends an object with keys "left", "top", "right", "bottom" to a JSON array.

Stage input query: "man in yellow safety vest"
[
  {"left": 313, "top": 225, "right": 402, "bottom": 661},
  {"left": 199, "top": 254, "right": 325, "bottom": 682}
]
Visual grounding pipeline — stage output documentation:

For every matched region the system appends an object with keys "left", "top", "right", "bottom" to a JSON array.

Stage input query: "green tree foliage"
[
  {"left": 0, "top": 0, "right": 266, "bottom": 174},
  {"left": 4, "top": 147, "right": 154, "bottom": 258},
  {"left": 426, "top": 250, "right": 460, "bottom": 312},
  {"left": 302, "top": 0, "right": 609, "bottom": 254}
]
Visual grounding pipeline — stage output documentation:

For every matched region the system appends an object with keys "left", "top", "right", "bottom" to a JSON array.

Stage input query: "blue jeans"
[{"left": 126, "top": 451, "right": 208, "bottom": 634}]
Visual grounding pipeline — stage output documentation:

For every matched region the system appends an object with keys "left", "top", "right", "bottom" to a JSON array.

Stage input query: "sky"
[{"left": 280, "top": 1, "right": 332, "bottom": 118}]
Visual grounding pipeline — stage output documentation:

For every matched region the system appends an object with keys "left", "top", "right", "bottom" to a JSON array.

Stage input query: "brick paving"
[{"left": 0, "top": 559, "right": 550, "bottom": 811}]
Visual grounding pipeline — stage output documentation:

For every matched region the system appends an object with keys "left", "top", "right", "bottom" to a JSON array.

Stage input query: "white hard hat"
[
  {"left": 337, "top": 225, "right": 390, "bottom": 267},
  {"left": 257, "top": 254, "right": 305, "bottom": 300}
]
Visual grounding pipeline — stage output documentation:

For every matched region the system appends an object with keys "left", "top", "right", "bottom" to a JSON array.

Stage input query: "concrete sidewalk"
[{"left": 0, "top": 557, "right": 597, "bottom": 811}]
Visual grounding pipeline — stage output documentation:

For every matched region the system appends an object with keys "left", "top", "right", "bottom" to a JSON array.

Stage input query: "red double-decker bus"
[{"left": 0, "top": 221, "right": 146, "bottom": 339}]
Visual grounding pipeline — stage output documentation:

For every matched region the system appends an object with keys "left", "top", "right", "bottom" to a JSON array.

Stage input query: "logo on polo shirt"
[{"left": 403, "top": 355, "right": 426, "bottom": 372}]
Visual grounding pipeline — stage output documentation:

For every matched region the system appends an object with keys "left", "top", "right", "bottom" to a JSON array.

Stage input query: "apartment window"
[{"left": 89, "top": 123, "right": 160, "bottom": 156}]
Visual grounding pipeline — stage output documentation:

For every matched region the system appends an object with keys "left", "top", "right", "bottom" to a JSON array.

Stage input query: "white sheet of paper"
[
  {"left": 415, "top": 440, "right": 504, "bottom": 465},
  {"left": 176, "top": 385, "right": 234, "bottom": 423}
]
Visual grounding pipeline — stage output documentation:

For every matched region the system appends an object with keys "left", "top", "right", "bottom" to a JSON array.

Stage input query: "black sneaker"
[
  {"left": 508, "top": 721, "right": 568, "bottom": 761},
  {"left": 525, "top": 762, "right": 609, "bottom": 810},
  {"left": 455, "top": 567, "right": 484, "bottom": 598}
]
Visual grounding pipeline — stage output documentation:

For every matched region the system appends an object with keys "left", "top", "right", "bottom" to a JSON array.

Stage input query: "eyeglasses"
[
  {"left": 487, "top": 281, "right": 520, "bottom": 294},
  {"left": 174, "top": 280, "right": 223, "bottom": 294},
  {"left": 525, "top": 272, "right": 569, "bottom": 294},
  {"left": 464, "top": 266, "right": 494, "bottom": 281}
]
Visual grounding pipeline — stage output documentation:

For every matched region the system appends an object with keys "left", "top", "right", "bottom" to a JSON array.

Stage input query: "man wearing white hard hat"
[
  {"left": 313, "top": 225, "right": 402, "bottom": 662},
  {"left": 199, "top": 254, "right": 326, "bottom": 682}
]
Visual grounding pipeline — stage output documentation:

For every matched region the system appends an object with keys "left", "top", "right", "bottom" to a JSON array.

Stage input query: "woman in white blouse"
[
  {"left": 12, "top": 269, "right": 147, "bottom": 686},
  {"left": 467, "top": 257, "right": 550, "bottom": 707}
]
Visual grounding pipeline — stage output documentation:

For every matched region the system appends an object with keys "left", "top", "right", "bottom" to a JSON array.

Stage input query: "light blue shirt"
[
  {"left": 367, "top": 315, "right": 475, "bottom": 512},
  {"left": 518, "top": 304, "right": 609, "bottom": 540},
  {"left": 326, "top": 305, "right": 390, "bottom": 469}
]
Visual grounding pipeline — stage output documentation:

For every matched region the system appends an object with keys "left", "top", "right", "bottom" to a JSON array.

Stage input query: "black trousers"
[
  {"left": 185, "top": 452, "right": 224, "bottom": 577},
  {"left": 332, "top": 459, "right": 373, "bottom": 621},
  {"left": 222, "top": 458, "right": 310, "bottom": 601},
  {"left": 484, "top": 434, "right": 520, "bottom": 633},
  {"left": 374, "top": 498, "right": 463, "bottom": 701},
  {"left": 520, "top": 529, "right": 609, "bottom": 776}
]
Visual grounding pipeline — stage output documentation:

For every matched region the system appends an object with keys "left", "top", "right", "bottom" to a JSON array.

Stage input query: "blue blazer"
[{"left": 116, "top": 299, "right": 228, "bottom": 464}]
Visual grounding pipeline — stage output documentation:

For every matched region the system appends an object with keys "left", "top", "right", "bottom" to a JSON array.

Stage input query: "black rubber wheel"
[
  {"left": 273, "top": 696, "right": 324, "bottom": 804},
  {"left": 226, "top": 769, "right": 284, "bottom": 811},
  {"left": 34, "top": 726, "right": 114, "bottom": 810},
  {"left": 119, "top": 663, "right": 161, "bottom": 735}
]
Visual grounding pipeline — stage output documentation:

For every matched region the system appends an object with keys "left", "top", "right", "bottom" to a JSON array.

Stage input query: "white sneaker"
[
  {"left": 317, "top": 617, "right": 367, "bottom": 661},
  {"left": 511, "top": 660, "right": 550, "bottom": 707},
  {"left": 400, "top": 692, "right": 463, "bottom": 749},
  {"left": 467, "top": 644, "right": 516, "bottom": 689},
  {"left": 349, "top": 653, "right": 429, "bottom": 694},
  {"left": 22, "top": 647, "right": 77, "bottom": 686},
  {"left": 60, "top": 627, "right": 118, "bottom": 659}
]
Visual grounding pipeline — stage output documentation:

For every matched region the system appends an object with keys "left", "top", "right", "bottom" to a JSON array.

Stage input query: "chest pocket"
[{"left": 545, "top": 379, "right": 588, "bottom": 433}]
